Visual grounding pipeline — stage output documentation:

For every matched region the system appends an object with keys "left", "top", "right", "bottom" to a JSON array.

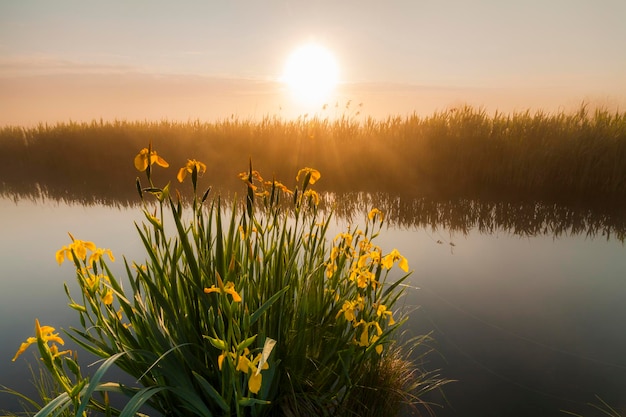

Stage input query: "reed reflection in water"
[
  {"left": 324, "top": 192, "right": 626, "bottom": 242},
  {"left": 4, "top": 184, "right": 625, "bottom": 242}
]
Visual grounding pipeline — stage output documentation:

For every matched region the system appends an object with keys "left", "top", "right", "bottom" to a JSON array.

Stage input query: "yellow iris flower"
[
  {"left": 247, "top": 356, "right": 269, "bottom": 394},
  {"left": 302, "top": 189, "right": 320, "bottom": 206},
  {"left": 333, "top": 232, "right": 353, "bottom": 245},
  {"left": 381, "top": 249, "right": 409, "bottom": 272},
  {"left": 56, "top": 235, "right": 114, "bottom": 269},
  {"left": 368, "top": 208, "right": 384, "bottom": 222},
  {"left": 84, "top": 272, "right": 109, "bottom": 291},
  {"left": 336, "top": 300, "right": 357, "bottom": 322},
  {"left": 49, "top": 344, "right": 72, "bottom": 360},
  {"left": 134, "top": 148, "right": 169, "bottom": 172},
  {"left": 204, "top": 281, "right": 242, "bottom": 302},
  {"left": 88, "top": 248, "right": 115, "bottom": 265},
  {"left": 12, "top": 319, "right": 69, "bottom": 362},
  {"left": 296, "top": 167, "right": 321, "bottom": 185},
  {"left": 336, "top": 296, "right": 364, "bottom": 323},
  {"left": 325, "top": 261, "right": 337, "bottom": 278},
  {"left": 102, "top": 289, "right": 114, "bottom": 305},
  {"left": 177, "top": 159, "right": 207, "bottom": 183},
  {"left": 370, "top": 250, "right": 381, "bottom": 264},
  {"left": 264, "top": 180, "right": 293, "bottom": 195},
  {"left": 376, "top": 304, "right": 396, "bottom": 325},
  {"left": 355, "top": 270, "right": 374, "bottom": 289},
  {"left": 238, "top": 170, "right": 264, "bottom": 185},
  {"left": 56, "top": 238, "right": 96, "bottom": 265},
  {"left": 356, "top": 253, "right": 368, "bottom": 269},
  {"left": 248, "top": 372, "right": 263, "bottom": 394},
  {"left": 329, "top": 246, "right": 340, "bottom": 261},
  {"left": 12, "top": 337, "right": 37, "bottom": 361},
  {"left": 355, "top": 320, "right": 384, "bottom": 355}
]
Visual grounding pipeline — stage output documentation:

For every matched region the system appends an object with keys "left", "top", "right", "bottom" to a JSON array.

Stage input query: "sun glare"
[{"left": 281, "top": 43, "right": 339, "bottom": 105}]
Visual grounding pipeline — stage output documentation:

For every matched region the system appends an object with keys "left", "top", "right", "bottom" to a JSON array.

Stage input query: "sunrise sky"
[{"left": 1, "top": 0, "right": 625, "bottom": 125}]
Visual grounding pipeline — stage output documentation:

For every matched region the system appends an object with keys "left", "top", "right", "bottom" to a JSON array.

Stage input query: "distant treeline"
[{"left": 1, "top": 105, "right": 626, "bottom": 205}]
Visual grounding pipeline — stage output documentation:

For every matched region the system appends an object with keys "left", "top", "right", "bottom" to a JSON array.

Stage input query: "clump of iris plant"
[{"left": 9, "top": 143, "right": 447, "bottom": 416}]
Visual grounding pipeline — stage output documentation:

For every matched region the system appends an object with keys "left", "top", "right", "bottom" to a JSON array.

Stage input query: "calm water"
[{"left": 1, "top": 196, "right": 626, "bottom": 416}]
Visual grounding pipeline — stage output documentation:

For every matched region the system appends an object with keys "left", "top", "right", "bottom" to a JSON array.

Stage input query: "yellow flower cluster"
[
  {"left": 238, "top": 169, "right": 265, "bottom": 191},
  {"left": 80, "top": 268, "right": 114, "bottom": 305},
  {"left": 133, "top": 147, "right": 210, "bottom": 190},
  {"left": 12, "top": 319, "right": 70, "bottom": 362},
  {"left": 336, "top": 295, "right": 364, "bottom": 322},
  {"left": 217, "top": 348, "right": 269, "bottom": 394},
  {"left": 266, "top": 180, "right": 292, "bottom": 195},
  {"left": 55, "top": 236, "right": 95, "bottom": 265},
  {"left": 336, "top": 298, "right": 393, "bottom": 355},
  {"left": 327, "top": 209, "right": 409, "bottom": 354},
  {"left": 55, "top": 234, "right": 115, "bottom": 266},
  {"left": 238, "top": 169, "right": 295, "bottom": 199},
  {"left": 57, "top": 236, "right": 116, "bottom": 306}
]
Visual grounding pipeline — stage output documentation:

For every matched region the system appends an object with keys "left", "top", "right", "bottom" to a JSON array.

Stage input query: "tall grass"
[
  {"left": 7, "top": 145, "right": 447, "bottom": 416},
  {"left": 1, "top": 105, "right": 625, "bottom": 204}
]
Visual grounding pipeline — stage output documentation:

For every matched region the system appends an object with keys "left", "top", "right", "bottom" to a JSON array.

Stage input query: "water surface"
[{"left": 1, "top": 196, "right": 625, "bottom": 416}]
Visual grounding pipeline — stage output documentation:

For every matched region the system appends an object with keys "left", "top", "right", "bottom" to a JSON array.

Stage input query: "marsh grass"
[
  {"left": 343, "top": 338, "right": 448, "bottom": 417},
  {"left": 0, "top": 357, "right": 74, "bottom": 417},
  {"left": 7, "top": 146, "right": 448, "bottom": 416},
  {"left": 1, "top": 105, "right": 625, "bottom": 205},
  {"left": 562, "top": 395, "right": 624, "bottom": 417}
]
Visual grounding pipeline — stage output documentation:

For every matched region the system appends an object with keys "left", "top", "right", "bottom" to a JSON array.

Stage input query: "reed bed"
[{"left": 1, "top": 105, "right": 626, "bottom": 204}]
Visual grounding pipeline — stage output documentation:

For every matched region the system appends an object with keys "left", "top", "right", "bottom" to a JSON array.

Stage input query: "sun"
[{"left": 281, "top": 43, "right": 339, "bottom": 105}]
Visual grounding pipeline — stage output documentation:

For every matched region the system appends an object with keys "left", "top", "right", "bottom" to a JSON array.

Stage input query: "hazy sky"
[{"left": 1, "top": 0, "right": 625, "bottom": 125}]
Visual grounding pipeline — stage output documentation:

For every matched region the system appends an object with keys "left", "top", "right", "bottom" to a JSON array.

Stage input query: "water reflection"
[
  {"left": 4, "top": 184, "right": 625, "bottom": 241},
  {"left": 327, "top": 192, "right": 626, "bottom": 241}
]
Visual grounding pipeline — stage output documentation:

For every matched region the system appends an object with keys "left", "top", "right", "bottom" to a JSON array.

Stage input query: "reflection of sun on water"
[{"left": 281, "top": 43, "right": 339, "bottom": 107}]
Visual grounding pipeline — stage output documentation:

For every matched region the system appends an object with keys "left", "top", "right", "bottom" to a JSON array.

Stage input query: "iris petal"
[{"left": 248, "top": 373, "right": 262, "bottom": 394}]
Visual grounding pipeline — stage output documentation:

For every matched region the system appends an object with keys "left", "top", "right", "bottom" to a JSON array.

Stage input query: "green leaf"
[
  {"left": 249, "top": 287, "right": 289, "bottom": 326},
  {"left": 193, "top": 371, "right": 230, "bottom": 412},
  {"left": 119, "top": 386, "right": 169, "bottom": 417},
  {"left": 170, "top": 198, "right": 202, "bottom": 283},
  {"left": 214, "top": 199, "right": 225, "bottom": 277},
  {"left": 69, "top": 378, "right": 87, "bottom": 398},
  {"left": 382, "top": 274, "right": 409, "bottom": 298},
  {"left": 33, "top": 392, "right": 71, "bottom": 417},
  {"left": 76, "top": 352, "right": 128, "bottom": 416}
]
